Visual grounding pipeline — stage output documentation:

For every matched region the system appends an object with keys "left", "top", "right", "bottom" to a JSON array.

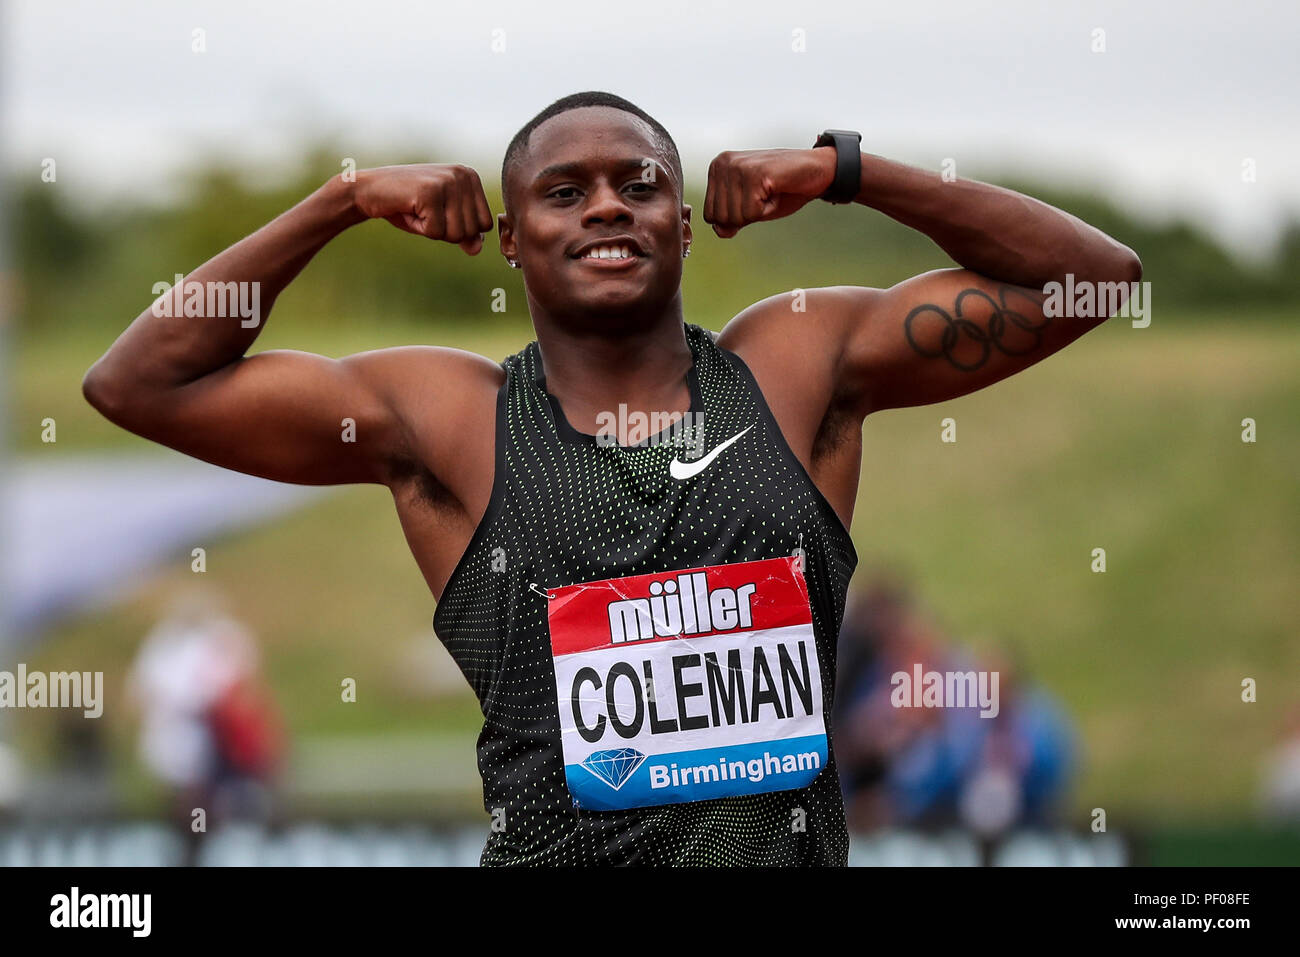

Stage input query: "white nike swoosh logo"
[{"left": 669, "top": 426, "right": 753, "bottom": 480}]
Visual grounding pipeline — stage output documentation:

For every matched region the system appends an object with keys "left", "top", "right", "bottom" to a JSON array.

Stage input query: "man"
[{"left": 83, "top": 91, "right": 1140, "bottom": 866}]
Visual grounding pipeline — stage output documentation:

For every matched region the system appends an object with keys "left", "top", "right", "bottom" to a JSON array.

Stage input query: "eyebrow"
[{"left": 532, "top": 157, "right": 662, "bottom": 184}]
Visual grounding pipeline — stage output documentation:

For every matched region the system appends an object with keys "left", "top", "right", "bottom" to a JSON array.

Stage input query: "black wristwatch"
[{"left": 812, "top": 129, "right": 862, "bottom": 204}]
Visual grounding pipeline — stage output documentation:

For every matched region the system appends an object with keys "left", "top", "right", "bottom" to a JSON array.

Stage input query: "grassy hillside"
[{"left": 9, "top": 309, "right": 1298, "bottom": 822}]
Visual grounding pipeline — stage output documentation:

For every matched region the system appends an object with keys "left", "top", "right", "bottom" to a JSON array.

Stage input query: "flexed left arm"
[{"left": 706, "top": 146, "right": 1142, "bottom": 415}]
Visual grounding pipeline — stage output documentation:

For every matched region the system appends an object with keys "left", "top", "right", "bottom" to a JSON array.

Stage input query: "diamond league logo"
[{"left": 581, "top": 748, "right": 647, "bottom": 790}]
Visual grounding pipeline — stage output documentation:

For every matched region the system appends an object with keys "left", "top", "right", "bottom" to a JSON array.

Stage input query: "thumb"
[{"left": 459, "top": 235, "right": 484, "bottom": 256}]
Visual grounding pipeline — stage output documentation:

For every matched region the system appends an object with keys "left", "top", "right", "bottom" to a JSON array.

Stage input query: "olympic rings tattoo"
[{"left": 903, "top": 285, "right": 1051, "bottom": 372}]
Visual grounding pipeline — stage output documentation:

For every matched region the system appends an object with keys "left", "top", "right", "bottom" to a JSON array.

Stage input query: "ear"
[
  {"left": 497, "top": 212, "right": 516, "bottom": 263},
  {"left": 681, "top": 203, "right": 693, "bottom": 250}
]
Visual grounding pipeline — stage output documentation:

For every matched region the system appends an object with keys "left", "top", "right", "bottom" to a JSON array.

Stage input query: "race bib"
[{"left": 546, "top": 556, "right": 828, "bottom": 811}]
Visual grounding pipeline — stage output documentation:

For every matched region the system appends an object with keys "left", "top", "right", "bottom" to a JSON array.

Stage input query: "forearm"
[
  {"left": 86, "top": 173, "right": 365, "bottom": 395},
  {"left": 849, "top": 152, "right": 1140, "bottom": 287}
]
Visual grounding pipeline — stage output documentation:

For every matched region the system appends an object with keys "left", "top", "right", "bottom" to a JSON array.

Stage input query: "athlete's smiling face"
[{"left": 499, "top": 107, "right": 692, "bottom": 329}]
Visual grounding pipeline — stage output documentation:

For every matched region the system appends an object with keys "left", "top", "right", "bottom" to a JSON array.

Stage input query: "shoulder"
[
  {"left": 715, "top": 285, "right": 885, "bottom": 358},
  {"left": 343, "top": 345, "right": 506, "bottom": 472},
  {"left": 713, "top": 286, "right": 892, "bottom": 429},
  {"left": 343, "top": 344, "right": 506, "bottom": 401}
]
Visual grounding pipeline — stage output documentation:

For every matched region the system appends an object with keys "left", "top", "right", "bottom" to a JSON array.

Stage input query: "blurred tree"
[{"left": 8, "top": 147, "right": 1297, "bottom": 339}]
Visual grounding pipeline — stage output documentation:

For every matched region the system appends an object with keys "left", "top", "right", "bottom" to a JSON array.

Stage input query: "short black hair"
[{"left": 500, "top": 91, "right": 684, "bottom": 214}]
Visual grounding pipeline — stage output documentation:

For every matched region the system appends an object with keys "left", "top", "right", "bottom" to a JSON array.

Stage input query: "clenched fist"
[
  {"left": 703, "top": 147, "right": 839, "bottom": 238},
  {"left": 352, "top": 164, "right": 495, "bottom": 254}
]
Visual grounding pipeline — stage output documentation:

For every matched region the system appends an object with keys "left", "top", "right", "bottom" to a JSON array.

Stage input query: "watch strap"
[{"left": 813, "top": 129, "right": 862, "bottom": 204}]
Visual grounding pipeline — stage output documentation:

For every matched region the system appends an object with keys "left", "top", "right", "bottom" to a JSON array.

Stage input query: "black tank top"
[{"left": 432, "top": 321, "right": 858, "bottom": 865}]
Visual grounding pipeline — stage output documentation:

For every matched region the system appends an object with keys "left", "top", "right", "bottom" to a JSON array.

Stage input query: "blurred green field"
[{"left": 8, "top": 307, "right": 1299, "bottom": 825}]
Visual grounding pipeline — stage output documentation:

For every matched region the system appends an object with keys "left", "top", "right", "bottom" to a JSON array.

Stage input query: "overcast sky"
[{"left": 5, "top": 0, "right": 1298, "bottom": 258}]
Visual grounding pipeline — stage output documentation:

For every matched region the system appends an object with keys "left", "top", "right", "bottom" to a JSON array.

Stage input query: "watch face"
[{"left": 816, "top": 130, "right": 861, "bottom": 149}]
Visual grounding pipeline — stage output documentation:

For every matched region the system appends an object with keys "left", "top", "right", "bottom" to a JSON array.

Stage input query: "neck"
[{"left": 532, "top": 306, "right": 694, "bottom": 438}]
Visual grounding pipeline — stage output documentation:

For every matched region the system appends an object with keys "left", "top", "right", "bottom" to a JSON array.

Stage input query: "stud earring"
[
  {"left": 683, "top": 246, "right": 691, "bottom": 258},
  {"left": 507, "top": 259, "right": 520, "bottom": 268}
]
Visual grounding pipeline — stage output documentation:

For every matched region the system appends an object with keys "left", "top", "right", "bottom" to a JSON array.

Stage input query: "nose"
[{"left": 581, "top": 179, "right": 633, "bottom": 226}]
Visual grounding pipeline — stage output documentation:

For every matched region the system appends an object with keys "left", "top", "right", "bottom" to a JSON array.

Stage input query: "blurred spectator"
[
  {"left": 1258, "top": 705, "right": 1300, "bottom": 824},
  {"left": 207, "top": 662, "right": 285, "bottom": 821},
  {"left": 126, "top": 586, "right": 285, "bottom": 845},
  {"left": 835, "top": 576, "right": 1076, "bottom": 836},
  {"left": 957, "top": 647, "right": 1075, "bottom": 836}
]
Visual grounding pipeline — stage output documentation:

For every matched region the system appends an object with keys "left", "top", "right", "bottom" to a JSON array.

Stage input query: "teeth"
[{"left": 583, "top": 245, "right": 634, "bottom": 259}]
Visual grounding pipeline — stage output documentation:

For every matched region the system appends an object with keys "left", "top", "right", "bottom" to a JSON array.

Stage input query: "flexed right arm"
[{"left": 82, "top": 164, "right": 497, "bottom": 486}]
